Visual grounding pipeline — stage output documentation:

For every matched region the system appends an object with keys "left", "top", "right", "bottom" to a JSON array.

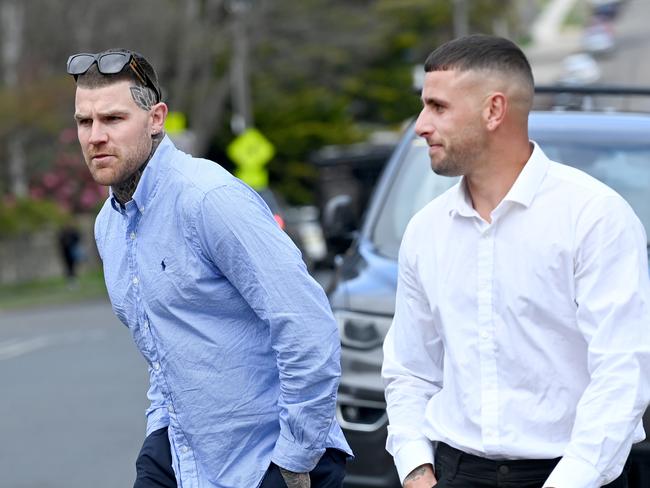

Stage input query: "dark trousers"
[
  {"left": 133, "top": 427, "right": 347, "bottom": 488},
  {"left": 259, "top": 448, "right": 347, "bottom": 488},
  {"left": 134, "top": 428, "right": 176, "bottom": 488},
  {"left": 434, "top": 442, "right": 629, "bottom": 488}
]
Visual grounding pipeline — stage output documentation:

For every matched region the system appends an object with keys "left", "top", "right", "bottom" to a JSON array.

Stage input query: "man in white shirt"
[{"left": 382, "top": 34, "right": 650, "bottom": 488}]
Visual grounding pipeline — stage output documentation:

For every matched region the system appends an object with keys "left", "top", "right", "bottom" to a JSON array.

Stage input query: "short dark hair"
[
  {"left": 75, "top": 48, "right": 162, "bottom": 99},
  {"left": 424, "top": 34, "right": 534, "bottom": 89}
]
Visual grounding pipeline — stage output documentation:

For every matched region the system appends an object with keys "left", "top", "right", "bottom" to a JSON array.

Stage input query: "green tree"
[{"left": 244, "top": 0, "right": 512, "bottom": 203}]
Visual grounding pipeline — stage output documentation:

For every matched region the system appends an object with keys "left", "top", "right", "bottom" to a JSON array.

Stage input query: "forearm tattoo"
[
  {"left": 279, "top": 467, "right": 311, "bottom": 488},
  {"left": 130, "top": 85, "right": 157, "bottom": 110},
  {"left": 111, "top": 133, "right": 164, "bottom": 205},
  {"left": 404, "top": 465, "right": 428, "bottom": 482}
]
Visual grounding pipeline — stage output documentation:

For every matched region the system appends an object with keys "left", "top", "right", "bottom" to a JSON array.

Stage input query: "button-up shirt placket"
[
  {"left": 124, "top": 203, "right": 156, "bottom": 368},
  {"left": 476, "top": 219, "right": 499, "bottom": 451},
  {"left": 126, "top": 202, "right": 198, "bottom": 487}
]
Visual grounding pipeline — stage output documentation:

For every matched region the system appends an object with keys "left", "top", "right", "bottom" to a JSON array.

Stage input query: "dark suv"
[{"left": 326, "top": 88, "right": 650, "bottom": 487}]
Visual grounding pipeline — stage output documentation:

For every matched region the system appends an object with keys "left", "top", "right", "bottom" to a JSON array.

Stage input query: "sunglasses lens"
[
  {"left": 67, "top": 54, "right": 96, "bottom": 75},
  {"left": 97, "top": 53, "right": 130, "bottom": 74},
  {"left": 67, "top": 51, "right": 160, "bottom": 102}
]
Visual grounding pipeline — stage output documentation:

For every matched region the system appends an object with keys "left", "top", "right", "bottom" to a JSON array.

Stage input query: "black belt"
[{"left": 435, "top": 442, "right": 561, "bottom": 483}]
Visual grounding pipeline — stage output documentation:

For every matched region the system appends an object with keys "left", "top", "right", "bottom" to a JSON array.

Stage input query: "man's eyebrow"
[
  {"left": 422, "top": 96, "right": 447, "bottom": 106},
  {"left": 73, "top": 109, "right": 129, "bottom": 121}
]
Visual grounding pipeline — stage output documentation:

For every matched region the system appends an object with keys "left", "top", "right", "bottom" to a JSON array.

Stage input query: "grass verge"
[{"left": 0, "top": 268, "right": 107, "bottom": 311}]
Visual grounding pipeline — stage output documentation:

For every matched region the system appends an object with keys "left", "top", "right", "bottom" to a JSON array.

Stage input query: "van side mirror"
[{"left": 322, "top": 194, "right": 357, "bottom": 255}]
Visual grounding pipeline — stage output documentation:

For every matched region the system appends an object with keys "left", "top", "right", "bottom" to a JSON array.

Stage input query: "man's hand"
[
  {"left": 403, "top": 463, "right": 437, "bottom": 488},
  {"left": 279, "top": 467, "right": 311, "bottom": 488}
]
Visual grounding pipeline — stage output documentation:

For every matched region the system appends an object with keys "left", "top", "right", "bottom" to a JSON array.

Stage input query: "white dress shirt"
[{"left": 382, "top": 143, "right": 650, "bottom": 488}]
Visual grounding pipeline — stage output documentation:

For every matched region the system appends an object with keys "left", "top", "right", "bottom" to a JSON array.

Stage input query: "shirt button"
[
  {"left": 167, "top": 405, "right": 174, "bottom": 413},
  {"left": 139, "top": 206, "right": 145, "bottom": 213},
  {"left": 132, "top": 276, "right": 139, "bottom": 285},
  {"left": 130, "top": 232, "right": 136, "bottom": 240},
  {"left": 481, "top": 330, "right": 489, "bottom": 339},
  {"left": 180, "top": 446, "right": 189, "bottom": 453},
  {"left": 153, "top": 362, "right": 160, "bottom": 371},
  {"left": 143, "top": 320, "right": 150, "bottom": 329},
  {"left": 499, "top": 465, "right": 509, "bottom": 475}
]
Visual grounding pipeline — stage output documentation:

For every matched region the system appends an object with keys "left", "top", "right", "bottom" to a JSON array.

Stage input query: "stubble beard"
[{"left": 431, "top": 125, "right": 486, "bottom": 177}]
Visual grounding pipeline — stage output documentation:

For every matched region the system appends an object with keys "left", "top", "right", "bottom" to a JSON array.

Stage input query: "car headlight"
[{"left": 333, "top": 310, "right": 393, "bottom": 350}]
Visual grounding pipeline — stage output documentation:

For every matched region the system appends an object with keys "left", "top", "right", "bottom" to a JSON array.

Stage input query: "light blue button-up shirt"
[{"left": 95, "top": 136, "right": 351, "bottom": 488}]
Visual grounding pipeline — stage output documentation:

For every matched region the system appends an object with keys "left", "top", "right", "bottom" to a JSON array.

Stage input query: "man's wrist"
[
  {"left": 403, "top": 463, "right": 435, "bottom": 487},
  {"left": 393, "top": 439, "right": 435, "bottom": 483},
  {"left": 279, "top": 467, "right": 310, "bottom": 488}
]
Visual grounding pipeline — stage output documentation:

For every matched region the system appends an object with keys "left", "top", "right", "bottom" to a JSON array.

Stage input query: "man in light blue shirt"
[{"left": 67, "top": 48, "right": 351, "bottom": 488}]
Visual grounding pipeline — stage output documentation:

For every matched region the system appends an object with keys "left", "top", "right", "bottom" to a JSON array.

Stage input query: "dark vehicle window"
[
  {"left": 371, "top": 133, "right": 650, "bottom": 259},
  {"left": 371, "top": 137, "right": 459, "bottom": 258}
]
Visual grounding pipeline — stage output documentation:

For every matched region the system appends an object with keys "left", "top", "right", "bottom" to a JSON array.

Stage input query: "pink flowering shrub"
[{"left": 30, "top": 128, "right": 107, "bottom": 213}]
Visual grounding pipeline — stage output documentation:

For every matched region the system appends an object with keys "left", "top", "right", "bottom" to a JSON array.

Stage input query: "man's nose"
[
  {"left": 414, "top": 108, "right": 432, "bottom": 138},
  {"left": 88, "top": 123, "right": 108, "bottom": 144}
]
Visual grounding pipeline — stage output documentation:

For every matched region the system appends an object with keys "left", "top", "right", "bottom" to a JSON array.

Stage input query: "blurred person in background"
[
  {"left": 382, "top": 35, "right": 650, "bottom": 488},
  {"left": 67, "top": 48, "right": 351, "bottom": 488},
  {"left": 57, "top": 218, "right": 82, "bottom": 285}
]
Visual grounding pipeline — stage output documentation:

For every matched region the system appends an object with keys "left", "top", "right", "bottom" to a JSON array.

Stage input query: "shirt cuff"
[
  {"left": 543, "top": 455, "right": 604, "bottom": 488},
  {"left": 145, "top": 407, "right": 170, "bottom": 436},
  {"left": 394, "top": 439, "right": 435, "bottom": 485},
  {"left": 271, "top": 434, "right": 325, "bottom": 473}
]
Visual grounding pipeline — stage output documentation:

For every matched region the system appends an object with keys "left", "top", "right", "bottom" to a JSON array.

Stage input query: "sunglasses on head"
[{"left": 66, "top": 52, "right": 161, "bottom": 103}]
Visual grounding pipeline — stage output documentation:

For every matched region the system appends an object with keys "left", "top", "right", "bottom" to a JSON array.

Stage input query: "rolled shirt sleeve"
[{"left": 194, "top": 182, "right": 343, "bottom": 472}]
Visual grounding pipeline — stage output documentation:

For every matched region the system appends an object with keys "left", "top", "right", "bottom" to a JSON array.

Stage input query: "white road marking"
[{"left": 0, "top": 329, "right": 109, "bottom": 361}]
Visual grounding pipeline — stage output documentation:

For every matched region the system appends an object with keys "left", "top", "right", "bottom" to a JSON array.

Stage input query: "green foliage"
[
  {"left": 252, "top": 82, "right": 365, "bottom": 204},
  {"left": 0, "top": 198, "right": 69, "bottom": 238},
  {"left": 0, "top": 0, "right": 515, "bottom": 208},
  {"left": 0, "top": 76, "right": 73, "bottom": 142},
  {"left": 239, "top": 0, "right": 512, "bottom": 204}
]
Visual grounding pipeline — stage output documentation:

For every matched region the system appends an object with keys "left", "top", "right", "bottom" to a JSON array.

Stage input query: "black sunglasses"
[{"left": 66, "top": 52, "right": 161, "bottom": 103}]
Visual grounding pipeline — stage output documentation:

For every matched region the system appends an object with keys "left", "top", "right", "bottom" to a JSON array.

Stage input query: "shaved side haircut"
[{"left": 424, "top": 34, "right": 535, "bottom": 99}]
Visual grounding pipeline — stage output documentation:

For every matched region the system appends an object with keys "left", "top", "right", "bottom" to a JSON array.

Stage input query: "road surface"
[{"left": 0, "top": 301, "right": 147, "bottom": 488}]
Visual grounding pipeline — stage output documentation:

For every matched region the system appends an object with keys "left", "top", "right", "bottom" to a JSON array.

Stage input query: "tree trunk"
[
  {"left": 7, "top": 135, "right": 27, "bottom": 197},
  {"left": 452, "top": 0, "right": 469, "bottom": 38},
  {"left": 229, "top": 4, "right": 253, "bottom": 134},
  {"left": 1, "top": 0, "right": 26, "bottom": 197}
]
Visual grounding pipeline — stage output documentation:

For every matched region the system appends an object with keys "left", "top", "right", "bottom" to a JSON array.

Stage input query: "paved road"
[
  {"left": 526, "top": 0, "right": 650, "bottom": 94},
  {"left": 596, "top": 0, "right": 650, "bottom": 110},
  {"left": 0, "top": 301, "right": 147, "bottom": 488}
]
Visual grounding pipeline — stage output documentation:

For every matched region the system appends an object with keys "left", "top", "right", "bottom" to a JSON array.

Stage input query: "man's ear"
[
  {"left": 150, "top": 102, "right": 168, "bottom": 135},
  {"left": 483, "top": 92, "right": 507, "bottom": 132}
]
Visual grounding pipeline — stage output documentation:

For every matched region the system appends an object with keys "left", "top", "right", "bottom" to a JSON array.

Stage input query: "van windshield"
[{"left": 371, "top": 134, "right": 650, "bottom": 260}]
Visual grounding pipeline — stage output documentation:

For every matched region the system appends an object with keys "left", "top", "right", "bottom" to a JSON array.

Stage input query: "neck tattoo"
[{"left": 112, "top": 133, "right": 164, "bottom": 205}]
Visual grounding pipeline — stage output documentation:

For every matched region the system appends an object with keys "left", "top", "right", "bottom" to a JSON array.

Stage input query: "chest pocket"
[{"left": 147, "top": 253, "right": 199, "bottom": 309}]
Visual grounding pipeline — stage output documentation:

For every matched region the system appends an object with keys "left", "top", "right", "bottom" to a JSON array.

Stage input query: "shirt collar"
[
  {"left": 450, "top": 178, "right": 475, "bottom": 218},
  {"left": 110, "top": 135, "right": 175, "bottom": 214},
  {"left": 449, "top": 141, "right": 550, "bottom": 218}
]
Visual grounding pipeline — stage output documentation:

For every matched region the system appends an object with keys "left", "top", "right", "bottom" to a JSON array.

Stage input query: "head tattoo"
[{"left": 130, "top": 86, "right": 158, "bottom": 111}]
